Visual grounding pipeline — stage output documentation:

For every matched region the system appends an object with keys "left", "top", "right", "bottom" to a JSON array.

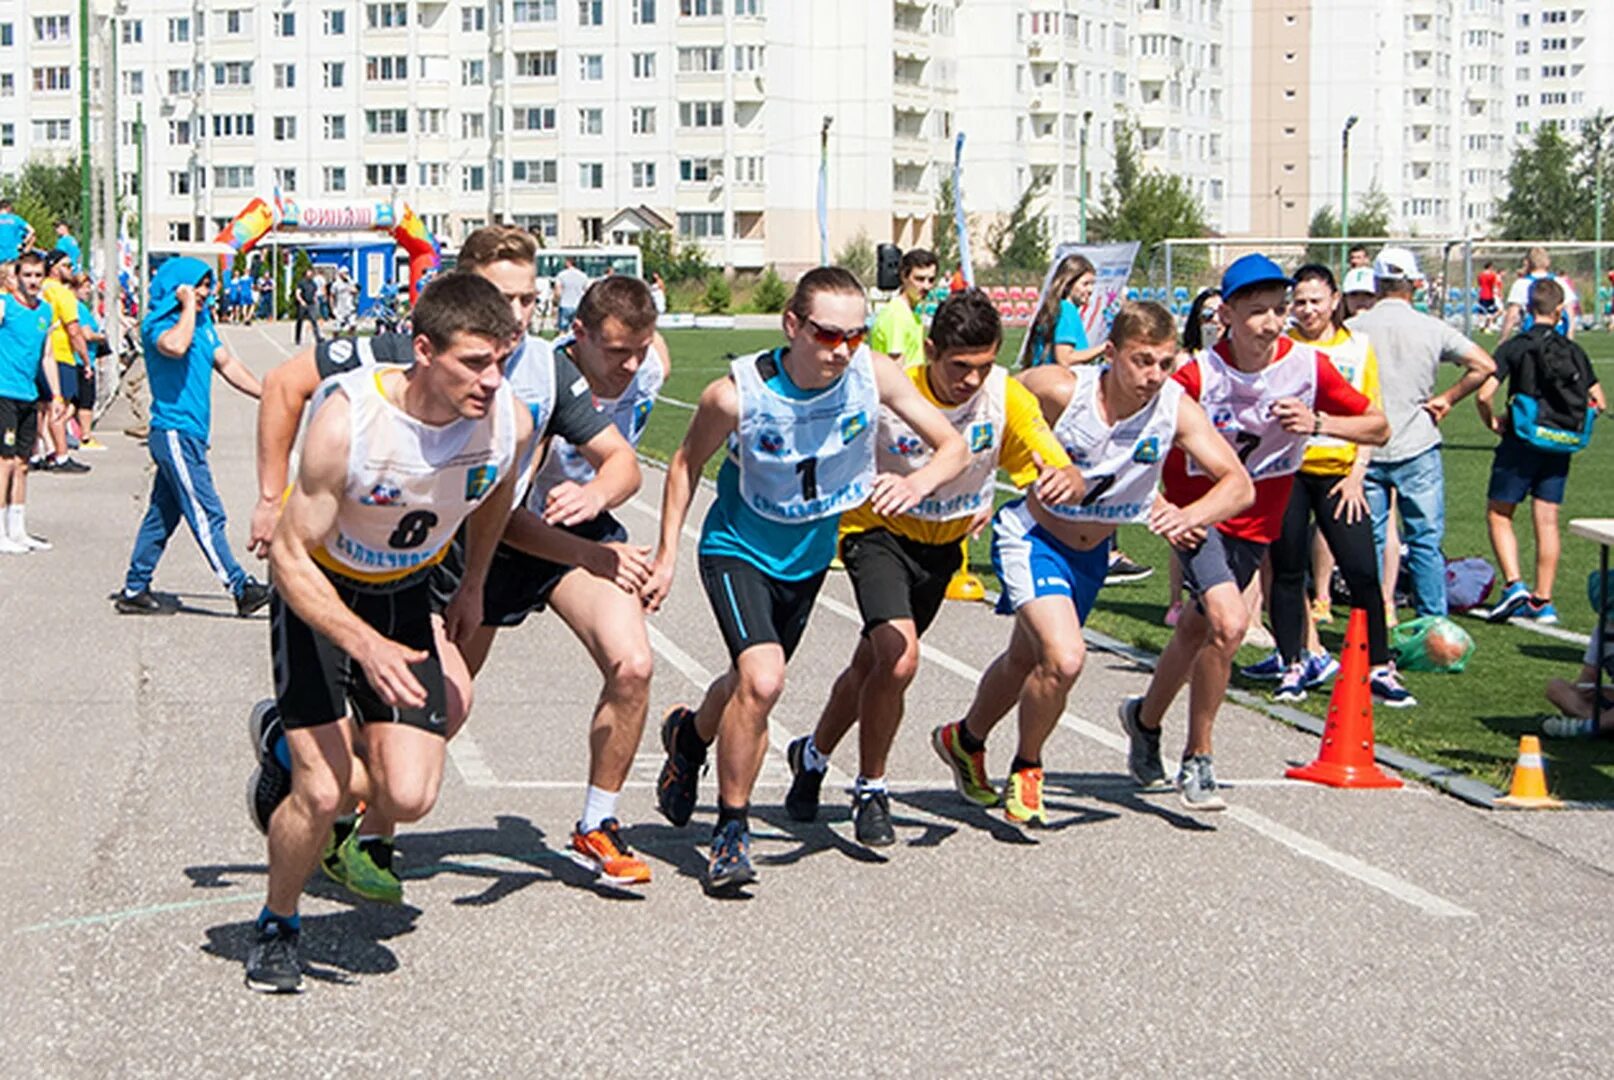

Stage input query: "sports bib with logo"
[
  {"left": 314, "top": 364, "right": 516, "bottom": 587},
  {"left": 1186, "top": 344, "right": 1317, "bottom": 480},
  {"left": 732, "top": 347, "right": 879, "bottom": 524},
  {"left": 1042, "top": 365, "right": 1181, "bottom": 525},
  {"left": 1302, "top": 331, "right": 1368, "bottom": 451},
  {"left": 875, "top": 366, "right": 1006, "bottom": 521}
]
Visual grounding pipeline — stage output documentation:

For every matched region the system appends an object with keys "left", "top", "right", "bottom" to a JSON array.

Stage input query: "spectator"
[
  {"left": 112, "top": 258, "right": 269, "bottom": 617},
  {"left": 1341, "top": 267, "right": 1377, "bottom": 317},
  {"left": 1542, "top": 575, "right": 1614, "bottom": 738},
  {"left": 650, "top": 272, "right": 667, "bottom": 316},
  {"left": 52, "top": 220, "right": 81, "bottom": 273},
  {"left": 0, "top": 250, "right": 65, "bottom": 553},
  {"left": 1347, "top": 243, "right": 1371, "bottom": 270},
  {"left": 555, "top": 257, "right": 590, "bottom": 333},
  {"left": 1021, "top": 253, "right": 1104, "bottom": 367},
  {"left": 69, "top": 273, "right": 107, "bottom": 452},
  {"left": 293, "top": 268, "right": 321, "bottom": 345},
  {"left": 0, "top": 199, "right": 33, "bottom": 263},
  {"left": 330, "top": 266, "right": 359, "bottom": 335},
  {"left": 1480, "top": 277, "right": 1603, "bottom": 626},
  {"left": 255, "top": 271, "right": 274, "bottom": 321},
  {"left": 1350, "top": 247, "right": 1494, "bottom": 619},
  {"left": 1476, "top": 261, "right": 1503, "bottom": 333},
  {"left": 869, "top": 248, "right": 936, "bottom": 366},
  {"left": 38, "top": 251, "right": 90, "bottom": 474},
  {"left": 1500, "top": 247, "right": 1578, "bottom": 340}
]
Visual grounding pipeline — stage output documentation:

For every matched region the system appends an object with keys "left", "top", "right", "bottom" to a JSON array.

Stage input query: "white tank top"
[
  {"left": 1300, "top": 331, "right": 1368, "bottom": 451},
  {"left": 525, "top": 338, "right": 664, "bottom": 513},
  {"left": 1042, "top": 365, "right": 1181, "bottom": 525},
  {"left": 731, "top": 346, "right": 879, "bottom": 524},
  {"left": 314, "top": 364, "right": 517, "bottom": 586},
  {"left": 875, "top": 366, "right": 1006, "bottom": 522},
  {"left": 1186, "top": 343, "right": 1317, "bottom": 480}
]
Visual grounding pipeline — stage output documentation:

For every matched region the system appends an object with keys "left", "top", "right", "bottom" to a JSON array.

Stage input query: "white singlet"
[
  {"left": 1185, "top": 343, "right": 1317, "bottom": 480},
  {"left": 731, "top": 346, "right": 879, "bottom": 523},
  {"left": 313, "top": 364, "right": 517, "bottom": 586},
  {"left": 524, "top": 337, "right": 664, "bottom": 513},
  {"left": 875, "top": 366, "right": 1006, "bottom": 522},
  {"left": 1042, "top": 365, "right": 1182, "bottom": 525}
]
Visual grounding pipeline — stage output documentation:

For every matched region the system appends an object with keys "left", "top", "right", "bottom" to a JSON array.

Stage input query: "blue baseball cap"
[{"left": 1220, "top": 253, "right": 1293, "bottom": 301}]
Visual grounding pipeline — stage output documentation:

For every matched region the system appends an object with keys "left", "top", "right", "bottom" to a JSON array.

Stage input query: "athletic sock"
[
  {"left": 676, "top": 711, "right": 710, "bottom": 762},
  {"left": 1010, "top": 755, "right": 1042, "bottom": 774},
  {"left": 5, "top": 504, "right": 23, "bottom": 539},
  {"left": 956, "top": 723, "right": 987, "bottom": 755},
  {"left": 715, "top": 801, "right": 749, "bottom": 832},
  {"left": 580, "top": 784, "right": 621, "bottom": 833},
  {"left": 256, "top": 906, "right": 301, "bottom": 934},
  {"left": 802, "top": 734, "right": 830, "bottom": 773},
  {"left": 854, "top": 774, "right": 887, "bottom": 796}
]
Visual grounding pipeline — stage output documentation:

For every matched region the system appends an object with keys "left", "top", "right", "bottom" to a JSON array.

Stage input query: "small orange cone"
[
  {"left": 945, "top": 538, "right": 986, "bottom": 602},
  {"left": 1495, "top": 735, "right": 1563, "bottom": 809},
  {"left": 1286, "top": 608, "right": 1403, "bottom": 789}
]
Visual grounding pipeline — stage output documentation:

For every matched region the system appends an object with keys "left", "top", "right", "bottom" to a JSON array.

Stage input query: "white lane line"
[{"left": 447, "top": 731, "right": 498, "bottom": 788}]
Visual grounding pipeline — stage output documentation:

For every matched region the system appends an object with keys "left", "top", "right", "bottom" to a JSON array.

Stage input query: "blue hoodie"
[{"left": 143, "top": 257, "right": 222, "bottom": 440}]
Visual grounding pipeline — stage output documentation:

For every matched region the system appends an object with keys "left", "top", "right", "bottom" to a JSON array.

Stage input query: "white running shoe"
[
  {"left": 15, "top": 532, "right": 51, "bottom": 551},
  {"left": 0, "top": 535, "right": 28, "bottom": 555}
]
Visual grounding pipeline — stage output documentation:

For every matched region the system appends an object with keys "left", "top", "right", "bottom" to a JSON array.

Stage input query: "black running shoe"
[
  {"left": 50, "top": 457, "right": 91, "bottom": 474},
  {"left": 246, "top": 700, "right": 291, "bottom": 835},
  {"left": 1105, "top": 552, "right": 1154, "bottom": 584},
  {"left": 114, "top": 589, "right": 165, "bottom": 615},
  {"left": 244, "top": 923, "right": 304, "bottom": 994},
  {"left": 236, "top": 578, "right": 272, "bottom": 617},
  {"left": 852, "top": 788, "right": 896, "bottom": 848},
  {"left": 704, "top": 819, "right": 757, "bottom": 895},
  {"left": 784, "top": 735, "right": 825, "bottom": 822},
  {"left": 655, "top": 706, "right": 705, "bottom": 827}
]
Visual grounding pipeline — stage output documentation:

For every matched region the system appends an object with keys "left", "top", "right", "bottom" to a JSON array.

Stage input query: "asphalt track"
[{"left": 6, "top": 322, "right": 1614, "bottom": 1077}]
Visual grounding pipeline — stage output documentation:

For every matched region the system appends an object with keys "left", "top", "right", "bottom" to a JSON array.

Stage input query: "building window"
[
  {"left": 578, "top": 108, "right": 604, "bottom": 135},
  {"left": 213, "top": 165, "right": 256, "bottom": 190},
  {"left": 168, "top": 170, "right": 192, "bottom": 196},
  {"left": 33, "top": 67, "right": 72, "bottom": 93},
  {"left": 461, "top": 165, "right": 486, "bottom": 193},
  {"left": 213, "top": 61, "right": 253, "bottom": 87},
  {"left": 366, "top": 162, "right": 408, "bottom": 188},
  {"left": 512, "top": 160, "right": 558, "bottom": 186},
  {"left": 579, "top": 163, "right": 605, "bottom": 189},
  {"left": 168, "top": 119, "right": 192, "bottom": 145},
  {"left": 462, "top": 59, "right": 485, "bottom": 85},
  {"left": 514, "top": 107, "right": 557, "bottom": 132},
  {"left": 631, "top": 107, "right": 656, "bottom": 135},
  {"left": 679, "top": 101, "right": 724, "bottom": 128},
  {"left": 121, "top": 19, "right": 144, "bottom": 44},
  {"left": 274, "top": 167, "right": 297, "bottom": 193},
  {"left": 0, "top": 124, "right": 13, "bottom": 147},
  {"left": 418, "top": 162, "right": 448, "bottom": 188},
  {"left": 632, "top": 162, "right": 657, "bottom": 189},
  {"left": 516, "top": 51, "right": 557, "bottom": 78},
  {"left": 168, "top": 222, "right": 193, "bottom": 242},
  {"left": 632, "top": 52, "right": 657, "bottom": 79},
  {"left": 211, "top": 114, "right": 256, "bottom": 138},
  {"left": 323, "top": 62, "right": 345, "bottom": 89},
  {"left": 462, "top": 6, "right": 486, "bottom": 32},
  {"left": 632, "top": 0, "right": 657, "bottom": 23},
  {"left": 34, "top": 15, "right": 72, "bottom": 42},
  {"left": 273, "top": 11, "right": 295, "bottom": 36},
  {"left": 34, "top": 119, "right": 73, "bottom": 143},
  {"left": 680, "top": 0, "right": 722, "bottom": 14},
  {"left": 461, "top": 112, "right": 486, "bottom": 138},
  {"left": 366, "top": 3, "right": 408, "bottom": 29},
  {"left": 273, "top": 116, "right": 297, "bottom": 141},
  {"left": 733, "top": 45, "right": 765, "bottom": 72},
  {"left": 580, "top": 217, "right": 605, "bottom": 243},
  {"left": 366, "top": 109, "right": 409, "bottom": 135},
  {"left": 323, "top": 9, "right": 346, "bottom": 34},
  {"left": 221, "top": 10, "right": 246, "bottom": 35},
  {"left": 679, "top": 158, "right": 721, "bottom": 182},
  {"left": 579, "top": 54, "right": 604, "bottom": 81},
  {"left": 324, "top": 166, "right": 347, "bottom": 193},
  {"left": 323, "top": 114, "right": 347, "bottom": 140},
  {"left": 679, "top": 47, "right": 723, "bottom": 73},
  {"left": 168, "top": 17, "right": 191, "bottom": 42},
  {"left": 677, "top": 212, "right": 724, "bottom": 239},
  {"left": 166, "top": 68, "right": 191, "bottom": 95},
  {"left": 123, "top": 71, "right": 145, "bottom": 96},
  {"left": 579, "top": 0, "right": 604, "bottom": 26},
  {"left": 273, "top": 63, "right": 296, "bottom": 89},
  {"left": 512, "top": 0, "right": 558, "bottom": 21},
  {"left": 366, "top": 56, "right": 408, "bottom": 81},
  {"left": 417, "top": 108, "right": 446, "bottom": 135}
]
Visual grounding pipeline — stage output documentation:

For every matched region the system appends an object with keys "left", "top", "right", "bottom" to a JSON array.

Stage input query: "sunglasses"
[
  {"left": 804, "top": 317, "right": 867, "bottom": 350},
  {"left": 1199, "top": 308, "right": 1221, "bottom": 322}
]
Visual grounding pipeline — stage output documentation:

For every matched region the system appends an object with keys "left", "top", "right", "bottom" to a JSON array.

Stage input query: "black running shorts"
[
  {"left": 480, "top": 512, "right": 630, "bottom": 626},
  {"left": 698, "top": 553, "right": 826, "bottom": 663},
  {"left": 0, "top": 396, "right": 38, "bottom": 459},
  {"left": 271, "top": 570, "right": 448, "bottom": 735},
  {"left": 841, "top": 527, "right": 960, "bottom": 637}
]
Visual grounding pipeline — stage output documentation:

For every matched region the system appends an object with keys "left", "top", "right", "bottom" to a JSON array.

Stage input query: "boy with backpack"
[{"left": 1482, "top": 277, "right": 1604, "bottom": 625}]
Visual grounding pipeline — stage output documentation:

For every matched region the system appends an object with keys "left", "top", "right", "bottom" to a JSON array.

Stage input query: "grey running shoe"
[
  {"left": 244, "top": 923, "right": 304, "bottom": 994},
  {"left": 704, "top": 819, "right": 757, "bottom": 895},
  {"left": 852, "top": 787, "right": 896, "bottom": 848},
  {"left": 1176, "top": 754, "right": 1227, "bottom": 812},
  {"left": 1118, "top": 696, "right": 1170, "bottom": 792}
]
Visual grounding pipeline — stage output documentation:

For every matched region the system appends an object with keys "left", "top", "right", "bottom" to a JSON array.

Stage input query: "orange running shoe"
[
  {"left": 569, "top": 819, "right": 652, "bottom": 886},
  {"left": 1003, "top": 766, "right": 1047, "bottom": 826}
]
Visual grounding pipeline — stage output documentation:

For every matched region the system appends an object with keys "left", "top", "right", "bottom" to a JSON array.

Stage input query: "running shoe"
[
  {"left": 113, "top": 588, "right": 166, "bottom": 615},
  {"left": 569, "top": 819, "right": 652, "bottom": 886},
  {"left": 1002, "top": 766, "right": 1048, "bottom": 827},
  {"left": 1542, "top": 714, "right": 1597, "bottom": 739},
  {"left": 1487, "top": 581, "right": 1532, "bottom": 623},
  {"left": 930, "top": 721, "right": 999, "bottom": 807},
  {"left": 0, "top": 535, "right": 27, "bottom": 556},
  {"left": 1302, "top": 651, "right": 1340, "bottom": 688},
  {"left": 318, "top": 815, "right": 358, "bottom": 884},
  {"left": 1274, "top": 663, "right": 1308, "bottom": 703},
  {"left": 1176, "top": 754, "right": 1226, "bottom": 812},
  {"left": 1164, "top": 600, "right": 1183, "bottom": 628},
  {"left": 329, "top": 831, "right": 402, "bottom": 904},
  {"left": 1240, "top": 651, "right": 1285, "bottom": 682},
  {"left": 49, "top": 457, "right": 90, "bottom": 474},
  {"left": 244, "top": 921, "right": 304, "bottom": 994},
  {"left": 784, "top": 734, "right": 825, "bottom": 822},
  {"left": 14, "top": 531, "right": 50, "bottom": 551},
  {"left": 704, "top": 819, "right": 757, "bottom": 895},
  {"left": 852, "top": 786, "right": 896, "bottom": 847},
  {"left": 78, "top": 437, "right": 108, "bottom": 452},
  {"left": 1369, "top": 666, "right": 1417, "bottom": 708},
  {"left": 236, "top": 578, "right": 272, "bottom": 617},
  {"left": 1521, "top": 599, "right": 1559, "bottom": 625},
  {"left": 1118, "top": 695, "right": 1170, "bottom": 791},
  {"left": 1106, "top": 552, "right": 1154, "bottom": 584},
  {"left": 1310, "top": 596, "right": 1334, "bottom": 625},
  {"left": 247, "top": 700, "right": 292, "bottom": 837},
  {"left": 655, "top": 706, "right": 705, "bottom": 827}
]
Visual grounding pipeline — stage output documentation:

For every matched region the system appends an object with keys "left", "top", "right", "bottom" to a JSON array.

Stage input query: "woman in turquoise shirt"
[{"left": 1021, "top": 253, "right": 1106, "bottom": 368}]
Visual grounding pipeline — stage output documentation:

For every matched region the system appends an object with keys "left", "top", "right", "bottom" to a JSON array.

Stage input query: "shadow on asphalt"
[
  {"left": 201, "top": 904, "right": 422, "bottom": 988},
  {"left": 104, "top": 589, "right": 261, "bottom": 620}
]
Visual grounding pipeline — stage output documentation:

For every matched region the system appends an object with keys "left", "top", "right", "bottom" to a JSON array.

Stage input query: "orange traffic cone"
[
  {"left": 1495, "top": 735, "right": 1563, "bottom": 809},
  {"left": 1286, "top": 608, "right": 1403, "bottom": 789},
  {"left": 945, "top": 538, "right": 986, "bottom": 602}
]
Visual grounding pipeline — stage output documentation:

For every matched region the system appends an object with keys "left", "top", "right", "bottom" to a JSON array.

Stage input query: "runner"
[
  {"left": 932, "top": 301, "right": 1251, "bottom": 824},
  {"left": 1119, "top": 255, "right": 1389, "bottom": 810},
  {"left": 787, "top": 289, "right": 1082, "bottom": 845},
  {"left": 245, "top": 273, "right": 535, "bottom": 994},
  {"left": 245, "top": 226, "right": 640, "bottom": 902},
  {"left": 455, "top": 274, "right": 670, "bottom": 886},
  {"left": 643, "top": 266, "right": 968, "bottom": 894}
]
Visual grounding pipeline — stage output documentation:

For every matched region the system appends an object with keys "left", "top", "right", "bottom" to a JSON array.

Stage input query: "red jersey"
[
  {"left": 1477, "top": 269, "right": 1500, "bottom": 302},
  {"left": 1163, "top": 337, "right": 1371, "bottom": 543}
]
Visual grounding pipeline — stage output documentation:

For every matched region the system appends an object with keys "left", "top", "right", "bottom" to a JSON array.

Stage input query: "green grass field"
[{"left": 638, "top": 325, "right": 1614, "bottom": 800}]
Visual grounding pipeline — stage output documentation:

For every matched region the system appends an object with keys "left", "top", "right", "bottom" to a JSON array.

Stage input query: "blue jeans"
[
  {"left": 1365, "top": 446, "right": 1447, "bottom": 617},
  {"left": 557, "top": 306, "right": 578, "bottom": 333},
  {"left": 122, "top": 428, "right": 247, "bottom": 597}
]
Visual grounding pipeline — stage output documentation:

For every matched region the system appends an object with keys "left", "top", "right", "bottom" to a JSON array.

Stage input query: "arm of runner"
[
  {"left": 270, "top": 393, "right": 429, "bottom": 709},
  {"left": 643, "top": 376, "right": 737, "bottom": 612},
  {"left": 502, "top": 510, "right": 653, "bottom": 595},
  {"left": 65, "top": 318, "right": 89, "bottom": 367},
  {"left": 544, "top": 423, "right": 640, "bottom": 527},
  {"left": 1152, "top": 396, "right": 1254, "bottom": 548},
  {"left": 250, "top": 347, "right": 322, "bottom": 557},
  {"left": 653, "top": 331, "right": 672, "bottom": 380},
  {"left": 1007, "top": 367, "right": 1082, "bottom": 504},
  {"left": 155, "top": 286, "right": 198, "bottom": 358},
  {"left": 214, "top": 345, "right": 263, "bottom": 400},
  {"left": 1425, "top": 337, "right": 1495, "bottom": 421},
  {"left": 870, "top": 353, "right": 969, "bottom": 517},
  {"left": 445, "top": 405, "right": 535, "bottom": 645}
]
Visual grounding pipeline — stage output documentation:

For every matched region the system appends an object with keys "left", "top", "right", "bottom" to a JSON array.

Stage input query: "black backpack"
[{"left": 1505, "top": 327, "right": 1596, "bottom": 454}]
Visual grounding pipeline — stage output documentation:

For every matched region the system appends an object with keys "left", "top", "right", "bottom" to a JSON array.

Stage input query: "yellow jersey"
[
  {"left": 43, "top": 280, "right": 80, "bottom": 368},
  {"left": 1288, "top": 325, "right": 1381, "bottom": 476}
]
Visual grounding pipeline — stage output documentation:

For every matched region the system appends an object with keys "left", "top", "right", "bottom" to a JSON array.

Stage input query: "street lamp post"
[
  {"left": 78, "top": 0, "right": 93, "bottom": 249},
  {"left": 1078, "top": 110, "right": 1092, "bottom": 243},
  {"left": 1340, "top": 115, "right": 1359, "bottom": 275},
  {"left": 1595, "top": 113, "right": 1607, "bottom": 318}
]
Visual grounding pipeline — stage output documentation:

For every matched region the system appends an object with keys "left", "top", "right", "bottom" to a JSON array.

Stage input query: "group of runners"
[{"left": 237, "top": 226, "right": 1389, "bottom": 994}]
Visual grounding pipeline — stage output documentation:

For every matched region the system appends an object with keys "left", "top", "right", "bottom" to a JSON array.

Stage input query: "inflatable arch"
[{"left": 213, "top": 196, "right": 441, "bottom": 301}]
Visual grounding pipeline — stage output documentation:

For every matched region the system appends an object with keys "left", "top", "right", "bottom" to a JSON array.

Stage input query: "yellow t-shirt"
[
  {"left": 1288, "top": 325, "right": 1381, "bottom": 476},
  {"left": 840, "top": 364, "right": 1072, "bottom": 546},
  {"left": 43, "top": 280, "right": 80, "bottom": 368}
]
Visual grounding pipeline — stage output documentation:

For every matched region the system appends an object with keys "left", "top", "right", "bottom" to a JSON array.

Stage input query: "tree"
[
  {"left": 932, "top": 176, "right": 961, "bottom": 273},
  {"left": 1305, "top": 186, "right": 1391, "bottom": 265},
  {"left": 0, "top": 158, "right": 98, "bottom": 244},
  {"left": 633, "top": 228, "right": 708, "bottom": 284},
  {"left": 984, "top": 173, "right": 1050, "bottom": 277},
  {"left": 834, "top": 228, "right": 876, "bottom": 286},
  {"left": 700, "top": 273, "right": 732, "bottom": 314},
  {"left": 1496, "top": 124, "right": 1582, "bottom": 240},
  {"left": 1088, "top": 118, "right": 1209, "bottom": 285},
  {"left": 750, "top": 266, "right": 789, "bottom": 313}
]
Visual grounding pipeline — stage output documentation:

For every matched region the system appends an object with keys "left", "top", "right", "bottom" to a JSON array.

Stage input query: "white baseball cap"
[
  {"left": 1372, "top": 246, "right": 1422, "bottom": 283},
  {"left": 1342, "top": 267, "right": 1375, "bottom": 295}
]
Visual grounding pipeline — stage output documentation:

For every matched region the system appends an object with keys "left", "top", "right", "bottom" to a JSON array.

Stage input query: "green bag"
[{"left": 1390, "top": 615, "right": 1475, "bottom": 673}]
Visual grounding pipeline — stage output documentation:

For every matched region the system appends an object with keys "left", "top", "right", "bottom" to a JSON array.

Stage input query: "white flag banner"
[{"left": 1029, "top": 241, "right": 1141, "bottom": 357}]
